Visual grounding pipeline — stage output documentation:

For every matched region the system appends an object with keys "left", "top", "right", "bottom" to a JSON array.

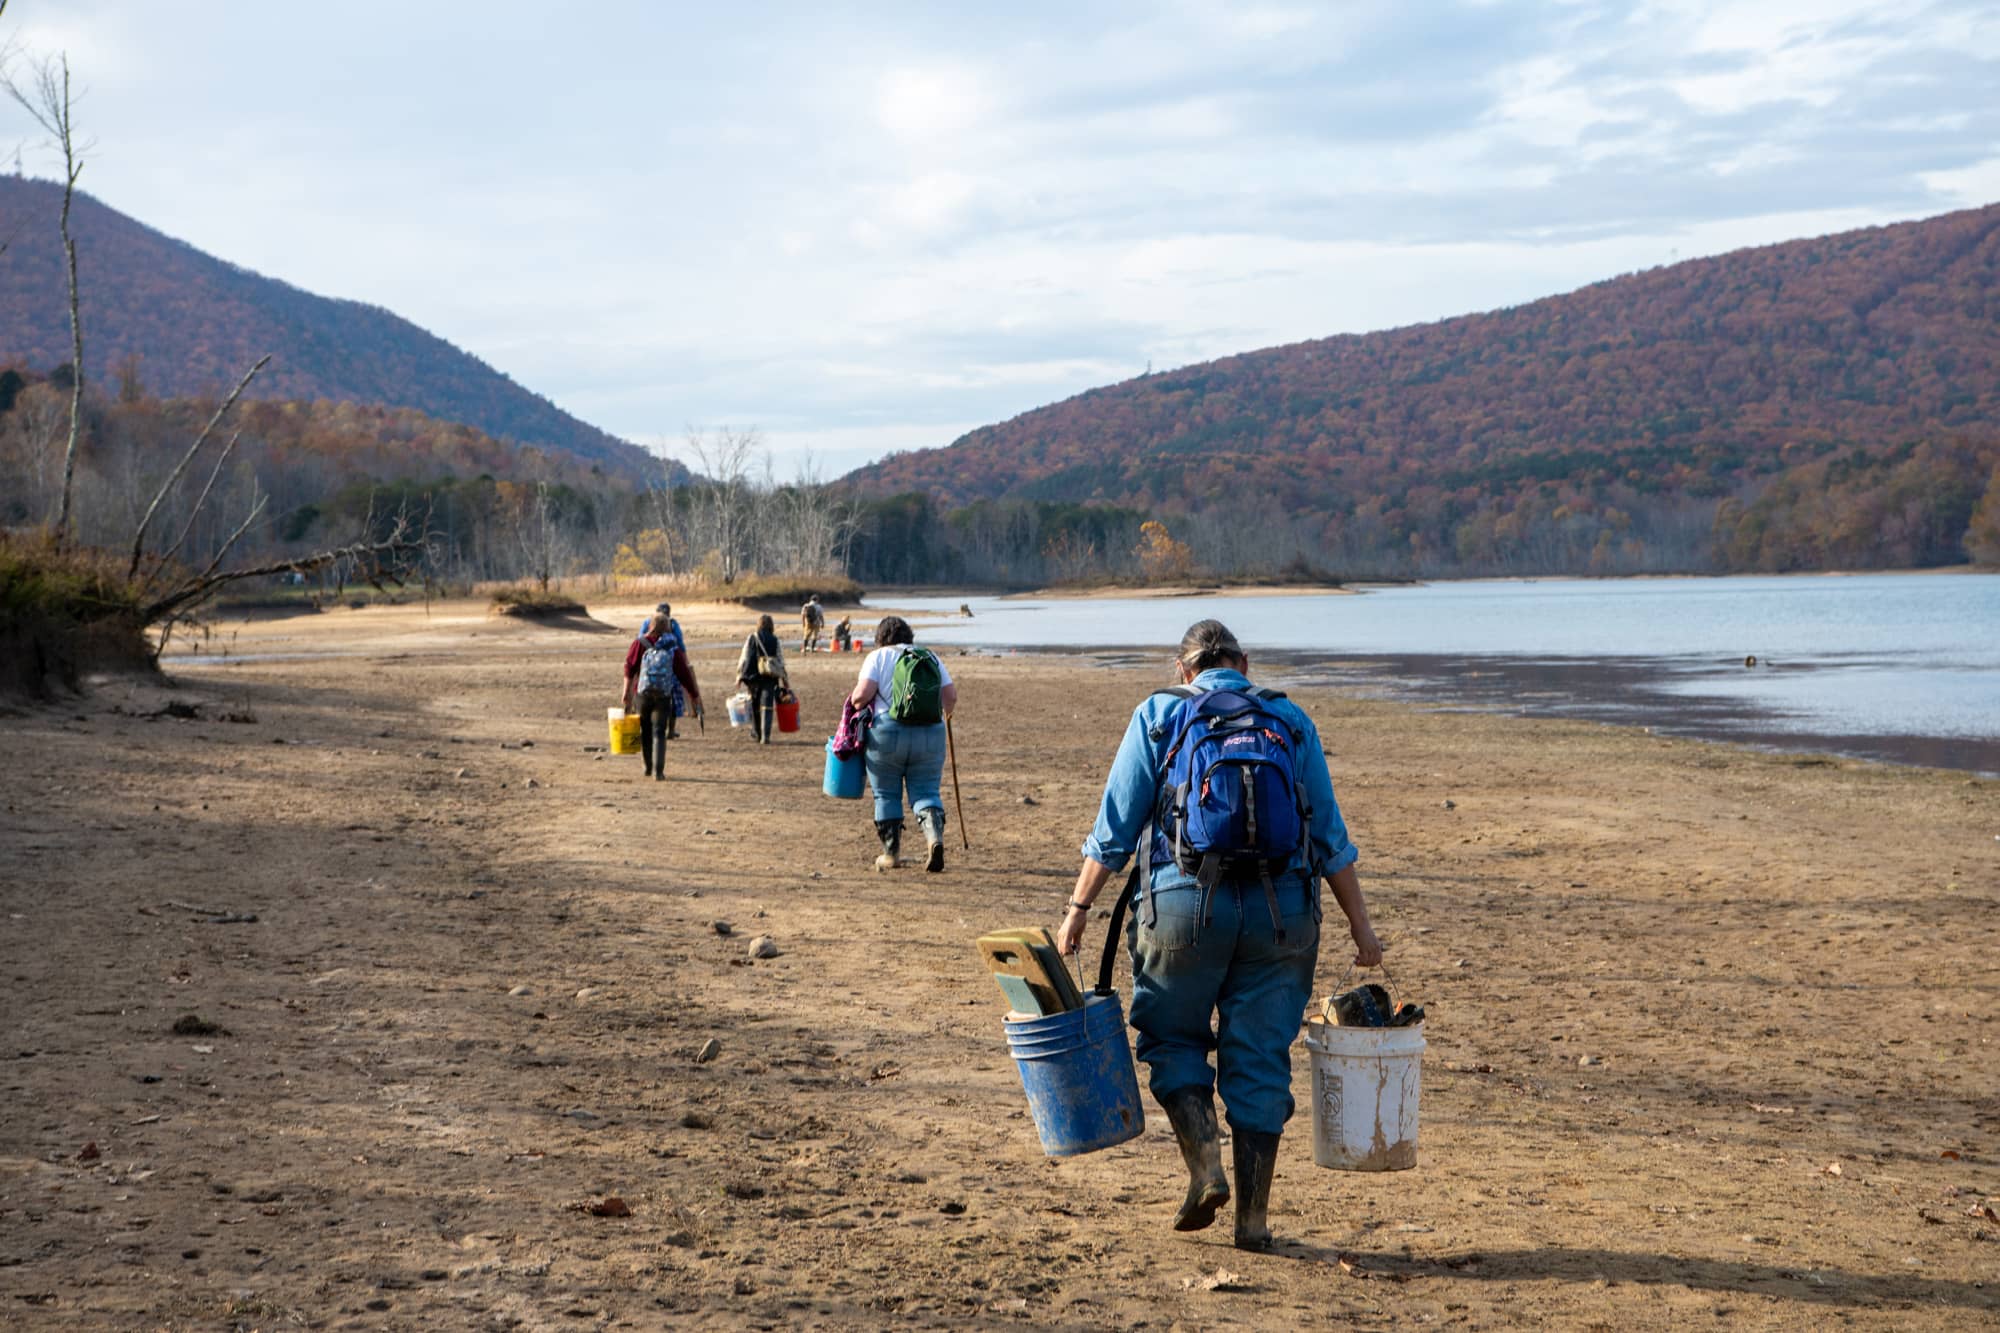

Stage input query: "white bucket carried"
[{"left": 1302, "top": 1017, "right": 1424, "bottom": 1171}]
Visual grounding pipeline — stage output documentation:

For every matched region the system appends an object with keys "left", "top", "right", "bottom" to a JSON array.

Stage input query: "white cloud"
[
  {"left": 875, "top": 66, "right": 989, "bottom": 144},
  {"left": 2, "top": 0, "right": 1994, "bottom": 478}
]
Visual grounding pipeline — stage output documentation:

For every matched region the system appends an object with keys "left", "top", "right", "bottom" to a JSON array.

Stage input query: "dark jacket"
[{"left": 736, "top": 628, "right": 787, "bottom": 685}]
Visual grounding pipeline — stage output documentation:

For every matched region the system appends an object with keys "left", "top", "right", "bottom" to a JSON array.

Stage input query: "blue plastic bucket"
[
  {"left": 1003, "top": 993, "right": 1145, "bottom": 1156},
  {"left": 823, "top": 740, "right": 866, "bottom": 799}
]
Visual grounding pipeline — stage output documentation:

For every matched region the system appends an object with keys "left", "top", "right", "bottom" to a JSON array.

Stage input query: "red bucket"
[{"left": 775, "top": 696, "right": 801, "bottom": 733}]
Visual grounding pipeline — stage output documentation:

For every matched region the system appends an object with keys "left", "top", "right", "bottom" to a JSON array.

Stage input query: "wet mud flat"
[
  {"left": 1253, "top": 649, "right": 2000, "bottom": 778},
  {"left": 0, "top": 598, "right": 1995, "bottom": 1328}
]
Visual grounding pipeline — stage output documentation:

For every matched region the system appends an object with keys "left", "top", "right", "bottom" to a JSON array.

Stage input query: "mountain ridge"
[
  {"left": 840, "top": 202, "right": 2000, "bottom": 573},
  {"left": 0, "top": 175, "right": 662, "bottom": 481}
]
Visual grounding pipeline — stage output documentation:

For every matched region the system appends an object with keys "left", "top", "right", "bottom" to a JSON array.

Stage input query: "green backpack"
[{"left": 888, "top": 646, "right": 944, "bottom": 725}]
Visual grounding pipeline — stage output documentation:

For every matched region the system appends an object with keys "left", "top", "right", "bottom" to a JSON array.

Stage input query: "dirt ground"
[{"left": 1, "top": 596, "right": 1995, "bottom": 1331}]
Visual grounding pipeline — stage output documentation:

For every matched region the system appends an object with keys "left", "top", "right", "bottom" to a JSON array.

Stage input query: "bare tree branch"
[
  {"left": 140, "top": 505, "right": 430, "bottom": 627},
  {"left": 194, "top": 488, "right": 268, "bottom": 585},
  {"left": 4, "top": 49, "right": 87, "bottom": 549},
  {"left": 128, "top": 354, "right": 269, "bottom": 578},
  {"left": 151, "top": 429, "right": 243, "bottom": 579}
]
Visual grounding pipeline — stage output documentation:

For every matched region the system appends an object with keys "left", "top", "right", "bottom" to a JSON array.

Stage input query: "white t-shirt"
[{"left": 858, "top": 644, "right": 953, "bottom": 724}]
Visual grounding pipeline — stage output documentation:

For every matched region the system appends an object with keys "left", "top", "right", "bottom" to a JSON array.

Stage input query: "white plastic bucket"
[{"left": 1302, "top": 1018, "right": 1424, "bottom": 1171}]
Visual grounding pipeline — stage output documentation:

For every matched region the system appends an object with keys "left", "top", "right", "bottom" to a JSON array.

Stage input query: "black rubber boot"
[
  {"left": 760, "top": 705, "right": 775, "bottom": 743},
  {"left": 1159, "top": 1089, "right": 1229, "bottom": 1232},
  {"left": 917, "top": 808, "right": 946, "bottom": 873},
  {"left": 873, "top": 819, "right": 903, "bottom": 872},
  {"left": 1231, "top": 1129, "right": 1281, "bottom": 1251}
]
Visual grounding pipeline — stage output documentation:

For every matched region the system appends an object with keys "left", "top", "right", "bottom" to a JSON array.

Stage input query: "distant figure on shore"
[
  {"left": 833, "top": 615, "right": 853, "bottom": 652},
  {"left": 1056, "top": 618, "right": 1379, "bottom": 1251},
  {"left": 801, "top": 595, "right": 826, "bottom": 653},
  {"left": 959, "top": 602, "right": 974, "bottom": 618},
  {"left": 736, "top": 613, "right": 790, "bottom": 744}
]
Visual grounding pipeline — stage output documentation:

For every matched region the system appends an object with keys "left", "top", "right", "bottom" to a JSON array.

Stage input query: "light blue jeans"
[
  {"left": 864, "top": 718, "right": 946, "bottom": 823},
  {"left": 1127, "top": 870, "right": 1320, "bottom": 1135}
]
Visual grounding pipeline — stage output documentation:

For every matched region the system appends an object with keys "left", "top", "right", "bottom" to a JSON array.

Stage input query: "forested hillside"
[
  {"left": 845, "top": 203, "right": 2000, "bottom": 577},
  {"left": 0, "top": 367, "right": 663, "bottom": 585},
  {"left": 0, "top": 177, "right": 657, "bottom": 480}
]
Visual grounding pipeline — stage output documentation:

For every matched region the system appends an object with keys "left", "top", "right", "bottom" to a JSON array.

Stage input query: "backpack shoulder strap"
[
  {"left": 1146, "top": 683, "right": 1201, "bottom": 741},
  {"left": 1250, "top": 686, "right": 1288, "bottom": 702}
]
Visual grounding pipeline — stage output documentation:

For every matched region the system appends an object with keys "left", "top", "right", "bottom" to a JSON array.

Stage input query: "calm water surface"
[{"left": 892, "top": 574, "right": 2000, "bottom": 775}]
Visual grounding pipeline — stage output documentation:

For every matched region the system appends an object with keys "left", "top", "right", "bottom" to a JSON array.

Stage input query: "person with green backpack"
[{"left": 845, "top": 615, "right": 957, "bottom": 872}]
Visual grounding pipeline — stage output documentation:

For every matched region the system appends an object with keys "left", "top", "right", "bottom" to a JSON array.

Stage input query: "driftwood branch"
[
  {"left": 140, "top": 505, "right": 431, "bottom": 627},
  {"left": 129, "top": 354, "right": 270, "bottom": 578},
  {"left": 152, "top": 429, "right": 243, "bottom": 578},
  {"left": 193, "top": 489, "right": 269, "bottom": 586}
]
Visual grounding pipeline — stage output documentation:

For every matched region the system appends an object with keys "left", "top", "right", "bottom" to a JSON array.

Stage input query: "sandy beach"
[{"left": 1, "top": 597, "right": 1995, "bottom": 1329}]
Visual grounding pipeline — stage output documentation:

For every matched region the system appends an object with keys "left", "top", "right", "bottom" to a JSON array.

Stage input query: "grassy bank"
[{"left": 0, "top": 536, "right": 155, "bottom": 695}]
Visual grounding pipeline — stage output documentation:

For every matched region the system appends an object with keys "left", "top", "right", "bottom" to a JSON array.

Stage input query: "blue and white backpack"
[{"left": 637, "top": 618, "right": 684, "bottom": 698}]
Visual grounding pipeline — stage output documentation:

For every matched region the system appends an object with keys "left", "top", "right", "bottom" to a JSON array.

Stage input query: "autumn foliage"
[{"left": 848, "top": 203, "right": 2000, "bottom": 574}]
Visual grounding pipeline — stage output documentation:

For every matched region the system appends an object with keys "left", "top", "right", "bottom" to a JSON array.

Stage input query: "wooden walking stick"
[{"left": 946, "top": 716, "right": 971, "bottom": 850}]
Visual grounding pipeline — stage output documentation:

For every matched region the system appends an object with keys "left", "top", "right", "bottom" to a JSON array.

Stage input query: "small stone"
[
  {"left": 1019, "top": 794, "right": 1038, "bottom": 806},
  {"left": 574, "top": 987, "right": 601, "bottom": 1001},
  {"left": 695, "top": 1038, "right": 721, "bottom": 1064},
  {"left": 1441, "top": 798, "right": 1456, "bottom": 810},
  {"left": 568, "top": 1109, "right": 600, "bottom": 1122},
  {"left": 454, "top": 767, "right": 469, "bottom": 779},
  {"left": 524, "top": 777, "right": 540, "bottom": 789},
  {"left": 1578, "top": 1054, "right": 1601, "bottom": 1068},
  {"left": 1454, "top": 958, "right": 1470, "bottom": 969},
  {"left": 711, "top": 921, "right": 733, "bottom": 937},
  {"left": 507, "top": 985, "right": 533, "bottom": 997},
  {"left": 702, "top": 828, "right": 717, "bottom": 836},
  {"left": 747, "top": 936, "right": 780, "bottom": 960}
]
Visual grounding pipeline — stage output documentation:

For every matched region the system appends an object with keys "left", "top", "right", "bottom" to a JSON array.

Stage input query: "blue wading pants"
[
  {"left": 863, "top": 718, "right": 946, "bottom": 823},
  {"left": 1127, "top": 870, "right": 1321, "bottom": 1136}
]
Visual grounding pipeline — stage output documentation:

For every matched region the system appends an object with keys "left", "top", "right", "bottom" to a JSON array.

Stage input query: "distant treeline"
[
  {"left": 5, "top": 365, "right": 1995, "bottom": 595},
  {"left": 841, "top": 433, "right": 2000, "bottom": 583}
]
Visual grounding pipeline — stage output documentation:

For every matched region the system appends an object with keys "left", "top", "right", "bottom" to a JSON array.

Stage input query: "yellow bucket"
[{"left": 607, "top": 706, "right": 642, "bottom": 755}]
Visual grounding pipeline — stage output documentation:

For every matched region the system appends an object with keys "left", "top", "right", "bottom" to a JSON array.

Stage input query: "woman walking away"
[
  {"left": 735, "top": 613, "right": 790, "bottom": 744},
  {"left": 649, "top": 602, "right": 696, "bottom": 739},
  {"left": 847, "top": 615, "right": 956, "bottom": 872},
  {"left": 622, "top": 612, "right": 701, "bottom": 781},
  {"left": 1055, "top": 619, "right": 1381, "bottom": 1251}
]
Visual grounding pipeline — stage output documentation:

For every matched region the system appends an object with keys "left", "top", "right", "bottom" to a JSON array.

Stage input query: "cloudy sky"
[{"left": 4, "top": 1, "right": 1997, "bottom": 475}]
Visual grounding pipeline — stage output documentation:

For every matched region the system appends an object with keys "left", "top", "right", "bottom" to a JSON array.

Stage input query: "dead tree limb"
[
  {"left": 3, "top": 47, "right": 87, "bottom": 549},
  {"left": 152, "top": 429, "right": 243, "bottom": 578},
  {"left": 129, "top": 354, "right": 269, "bottom": 578},
  {"left": 140, "top": 506, "right": 431, "bottom": 628}
]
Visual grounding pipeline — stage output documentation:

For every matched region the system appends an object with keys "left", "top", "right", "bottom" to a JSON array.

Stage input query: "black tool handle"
[{"left": 1094, "top": 862, "right": 1142, "bottom": 996}]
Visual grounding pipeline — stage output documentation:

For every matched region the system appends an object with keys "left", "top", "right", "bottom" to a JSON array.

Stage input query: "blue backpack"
[
  {"left": 1151, "top": 685, "right": 1310, "bottom": 888},
  {"left": 638, "top": 619, "right": 683, "bottom": 696}
]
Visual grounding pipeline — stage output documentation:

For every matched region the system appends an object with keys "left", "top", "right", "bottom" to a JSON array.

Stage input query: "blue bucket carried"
[
  {"left": 1004, "top": 992, "right": 1145, "bottom": 1156},
  {"left": 823, "top": 739, "right": 866, "bottom": 799}
]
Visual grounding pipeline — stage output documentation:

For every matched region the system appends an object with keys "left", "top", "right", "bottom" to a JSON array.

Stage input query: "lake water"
[{"left": 889, "top": 574, "right": 2000, "bottom": 775}]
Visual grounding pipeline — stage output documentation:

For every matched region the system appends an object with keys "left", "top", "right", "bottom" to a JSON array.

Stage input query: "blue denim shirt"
[{"left": 1081, "top": 668, "right": 1358, "bottom": 888}]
